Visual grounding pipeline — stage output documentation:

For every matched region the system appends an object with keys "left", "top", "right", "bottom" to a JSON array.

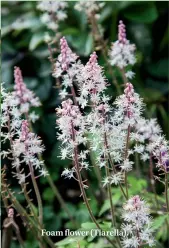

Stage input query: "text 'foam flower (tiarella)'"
[
  {"left": 14, "top": 66, "right": 41, "bottom": 114},
  {"left": 121, "top": 195, "right": 154, "bottom": 248},
  {"left": 109, "top": 20, "right": 136, "bottom": 69},
  {"left": 11, "top": 120, "right": 47, "bottom": 184}
]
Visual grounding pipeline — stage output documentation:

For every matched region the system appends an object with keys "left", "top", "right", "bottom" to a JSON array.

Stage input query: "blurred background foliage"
[{"left": 1, "top": 1, "right": 169, "bottom": 248}]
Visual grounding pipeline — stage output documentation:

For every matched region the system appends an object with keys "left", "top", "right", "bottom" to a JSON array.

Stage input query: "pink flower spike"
[
  {"left": 87, "top": 52, "right": 98, "bottom": 67},
  {"left": 124, "top": 83, "right": 136, "bottom": 118},
  {"left": 8, "top": 208, "right": 14, "bottom": 218},
  {"left": 60, "top": 37, "right": 69, "bottom": 71},
  {"left": 118, "top": 20, "right": 127, "bottom": 44},
  {"left": 21, "top": 120, "right": 29, "bottom": 141},
  {"left": 60, "top": 37, "right": 78, "bottom": 71},
  {"left": 13, "top": 66, "right": 41, "bottom": 113},
  {"left": 14, "top": 66, "right": 27, "bottom": 101}
]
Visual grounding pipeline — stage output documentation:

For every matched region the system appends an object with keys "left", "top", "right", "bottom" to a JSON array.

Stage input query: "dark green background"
[{"left": 1, "top": 1, "right": 169, "bottom": 247}]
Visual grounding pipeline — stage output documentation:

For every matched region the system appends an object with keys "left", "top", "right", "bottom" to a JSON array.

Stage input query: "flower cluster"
[
  {"left": 75, "top": 1, "right": 104, "bottom": 19},
  {"left": 56, "top": 99, "right": 88, "bottom": 180},
  {"left": 135, "top": 118, "right": 169, "bottom": 171},
  {"left": 121, "top": 195, "right": 154, "bottom": 248},
  {"left": 55, "top": 37, "right": 144, "bottom": 187},
  {"left": 12, "top": 120, "right": 47, "bottom": 184},
  {"left": 1, "top": 85, "right": 22, "bottom": 148},
  {"left": 113, "top": 83, "right": 144, "bottom": 127},
  {"left": 55, "top": 37, "right": 79, "bottom": 74},
  {"left": 53, "top": 36, "right": 83, "bottom": 100},
  {"left": 2, "top": 68, "right": 46, "bottom": 184},
  {"left": 77, "top": 52, "right": 108, "bottom": 108},
  {"left": 37, "top": 1, "right": 68, "bottom": 32},
  {"left": 109, "top": 20, "right": 136, "bottom": 69}
]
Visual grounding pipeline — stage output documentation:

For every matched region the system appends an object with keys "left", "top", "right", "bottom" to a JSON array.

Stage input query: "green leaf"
[
  {"left": 81, "top": 221, "right": 111, "bottom": 230},
  {"left": 35, "top": 77, "right": 52, "bottom": 101},
  {"left": 81, "top": 222, "right": 97, "bottom": 229},
  {"left": 55, "top": 236, "right": 84, "bottom": 246},
  {"left": 99, "top": 5, "right": 114, "bottom": 22},
  {"left": 62, "top": 27, "right": 79, "bottom": 36},
  {"left": 29, "top": 33, "right": 44, "bottom": 51},
  {"left": 43, "top": 206, "right": 54, "bottom": 220},
  {"left": 141, "top": 88, "right": 165, "bottom": 103},
  {"left": 99, "top": 188, "right": 122, "bottom": 216},
  {"left": 147, "top": 59, "right": 169, "bottom": 79},
  {"left": 128, "top": 176, "right": 147, "bottom": 194},
  {"left": 42, "top": 188, "right": 55, "bottom": 202},
  {"left": 99, "top": 199, "right": 110, "bottom": 217},
  {"left": 160, "top": 26, "right": 169, "bottom": 51},
  {"left": 152, "top": 215, "right": 168, "bottom": 231},
  {"left": 1, "top": 25, "right": 12, "bottom": 37},
  {"left": 123, "top": 2, "right": 158, "bottom": 23},
  {"left": 84, "top": 33, "right": 93, "bottom": 56}
]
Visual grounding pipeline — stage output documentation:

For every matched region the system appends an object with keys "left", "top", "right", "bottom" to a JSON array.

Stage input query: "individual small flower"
[
  {"left": 141, "top": 153, "right": 149, "bottom": 162},
  {"left": 120, "top": 159, "right": 134, "bottom": 171},
  {"left": 29, "top": 111, "right": 39, "bottom": 123},
  {"left": 61, "top": 148, "right": 68, "bottom": 160},
  {"left": 39, "top": 168, "right": 49, "bottom": 177},
  {"left": 110, "top": 172, "right": 123, "bottom": 185},
  {"left": 109, "top": 20, "right": 136, "bottom": 68},
  {"left": 12, "top": 171, "right": 26, "bottom": 184},
  {"left": 61, "top": 168, "right": 74, "bottom": 179},
  {"left": 125, "top": 71, "right": 135, "bottom": 79},
  {"left": 102, "top": 176, "right": 110, "bottom": 187},
  {"left": 121, "top": 195, "right": 154, "bottom": 248},
  {"left": 59, "top": 89, "right": 68, "bottom": 99},
  {"left": 134, "top": 144, "right": 144, "bottom": 154}
]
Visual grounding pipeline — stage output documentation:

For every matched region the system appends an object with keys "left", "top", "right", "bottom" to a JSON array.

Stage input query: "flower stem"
[
  {"left": 71, "top": 124, "right": 118, "bottom": 248},
  {"left": 7, "top": 188, "right": 56, "bottom": 248},
  {"left": 104, "top": 128, "right": 127, "bottom": 200},
  {"left": 7, "top": 111, "right": 41, "bottom": 225},
  {"left": 105, "top": 163, "right": 116, "bottom": 227},
  {"left": 89, "top": 13, "right": 121, "bottom": 94},
  {"left": 165, "top": 172, "right": 169, "bottom": 212},
  {"left": 26, "top": 114, "right": 78, "bottom": 227},
  {"left": 124, "top": 125, "right": 130, "bottom": 200},
  {"left": 28, "top": 163, "right": 43, "bottom": 225},
  {"left": 149, "top": 153, "right": 159, "bottom": 209}
]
